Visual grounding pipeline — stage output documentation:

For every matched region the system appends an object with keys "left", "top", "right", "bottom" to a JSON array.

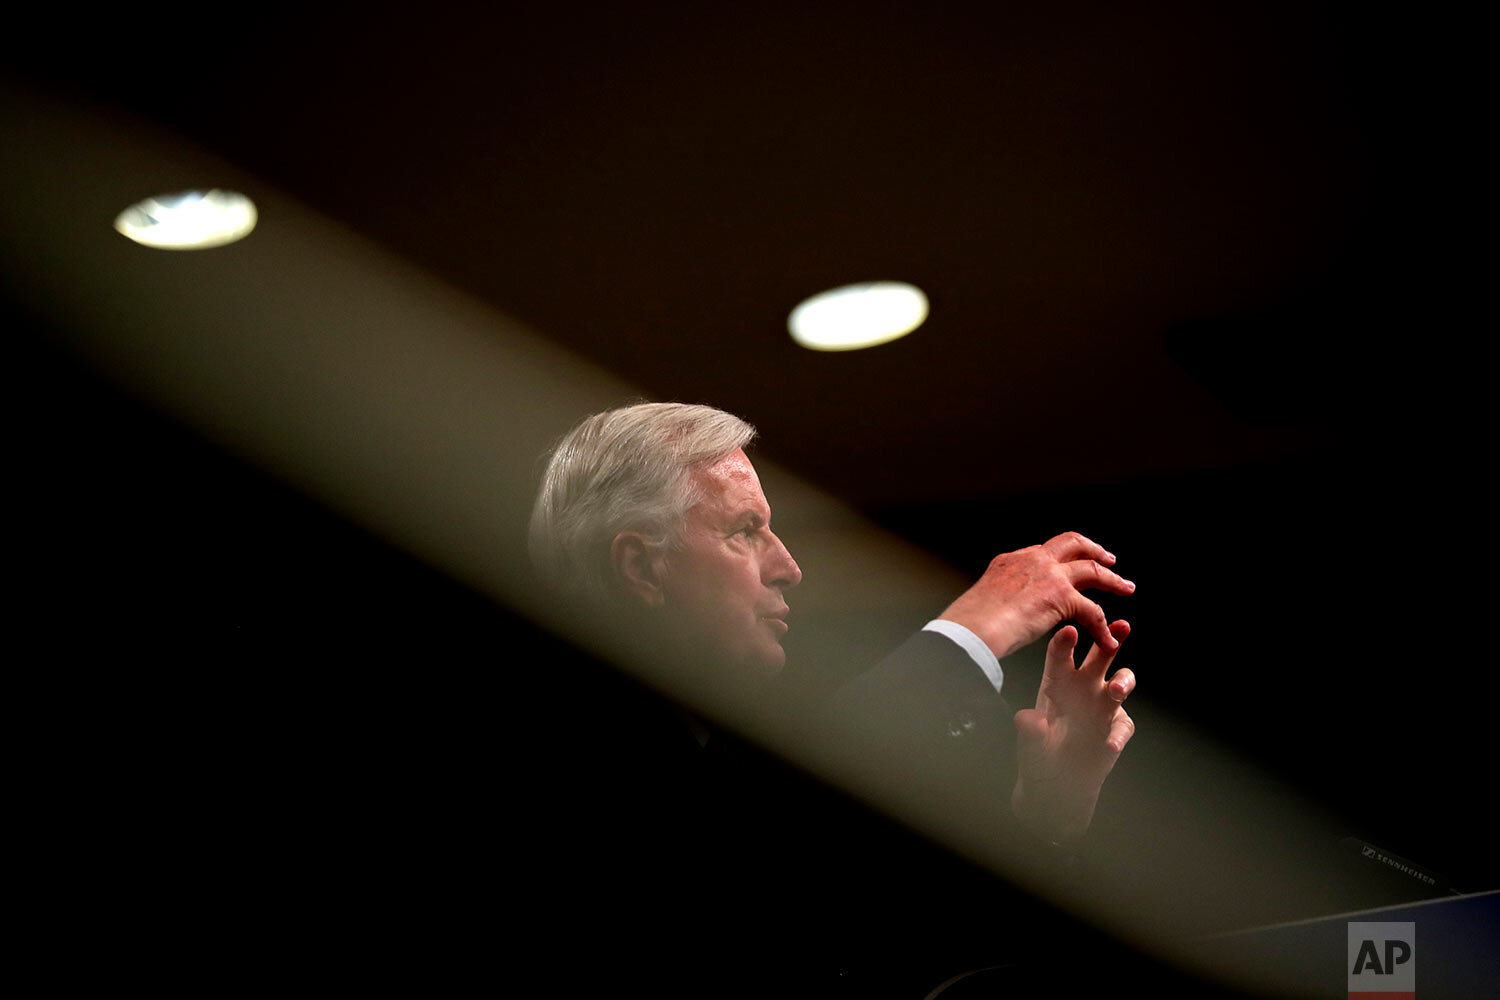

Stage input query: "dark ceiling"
[{"left": 13, "top": 1, "right": 1465, "bottom": 509}]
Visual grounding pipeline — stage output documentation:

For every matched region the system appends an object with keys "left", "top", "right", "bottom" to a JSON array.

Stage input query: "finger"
[
  {"left": 1041, "top": 531, "right": 1115, "bottom": 566},
  {"left": 1106, "top": 666, "right": 1135, "bottom": 703},
  {"left": 1079, "top": 620, "right": 1130, "bottom": 678},
  {"left": 1067, "top": 595, "right": 1118, "bottom": 651},
  {"left": 1063, "top": 558, "right": 1135, "bottom": 595},
  {"left": 1104, "top": 709, "right": 1136, "bottom": 756},
  {"left": 1045, "top": 624, "right": 1079, "bottom": 676}
]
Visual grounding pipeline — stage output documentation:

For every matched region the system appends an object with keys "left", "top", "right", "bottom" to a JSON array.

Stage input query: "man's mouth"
[{"left": 760, "top": 608, "right": 789, "bottom": 634}]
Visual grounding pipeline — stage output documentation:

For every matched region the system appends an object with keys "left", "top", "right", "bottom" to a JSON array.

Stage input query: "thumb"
[{"left": 1014, "top": 707, "right": 1049, "bottom": 771}]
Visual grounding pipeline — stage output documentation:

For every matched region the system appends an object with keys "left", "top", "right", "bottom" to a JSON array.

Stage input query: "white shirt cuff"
[{"left": 922, "top": 619, "right": 1004, "bottom": 695}]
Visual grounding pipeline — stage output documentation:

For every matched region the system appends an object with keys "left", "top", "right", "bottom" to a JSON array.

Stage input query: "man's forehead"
[{"left": 693, "top": 449, "right": 769, "bottom": 514}]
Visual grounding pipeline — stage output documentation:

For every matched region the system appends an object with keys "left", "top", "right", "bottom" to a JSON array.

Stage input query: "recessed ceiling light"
[
  {"left": 788, "top": 281, "right": 929, "bottom": 351},
  {"left": 114, "top": 189, "right": 258, "bottom": 250}
]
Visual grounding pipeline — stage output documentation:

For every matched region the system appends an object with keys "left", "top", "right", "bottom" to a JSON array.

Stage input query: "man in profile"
[{"left": 527, "top": 401, "right": 1139, "bottom": 991}]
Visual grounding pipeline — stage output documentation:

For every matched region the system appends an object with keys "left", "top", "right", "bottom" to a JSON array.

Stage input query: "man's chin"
[
  {"left": 760, "top": 640, "right": 788, "bottom": 673},
  {"left": 732, "top": 644, "right": 787, "bottom": 690}
]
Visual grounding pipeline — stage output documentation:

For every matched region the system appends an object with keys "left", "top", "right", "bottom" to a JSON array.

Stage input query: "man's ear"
[{"left": 611, "top": 531, "right": 666, "bottom": 607}]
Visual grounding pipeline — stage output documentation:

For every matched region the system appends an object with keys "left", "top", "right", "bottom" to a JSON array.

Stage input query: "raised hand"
[
  {"left": 1010, "top": 620, "right": 1136, "bottom": 842},
  {"left": 937, "top": 531, "right": 1134, "bottom": 661}
]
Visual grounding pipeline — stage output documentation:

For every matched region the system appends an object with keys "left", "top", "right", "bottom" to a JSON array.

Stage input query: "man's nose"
[{"left": 765, "top": 531, "right": 802, "bottom": 590}]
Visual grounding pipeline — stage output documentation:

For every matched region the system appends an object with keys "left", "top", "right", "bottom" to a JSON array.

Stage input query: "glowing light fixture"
[
  {"left": 788, "top": 281, "right": 929, "bottom": 351},
  {"left": 114, "top": 189, "right": 257, "bottom": 249}
]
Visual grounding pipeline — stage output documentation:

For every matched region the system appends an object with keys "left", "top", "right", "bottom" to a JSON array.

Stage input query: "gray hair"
[{"left": 529, "top": 402, "right": 756, "bottom": 603}]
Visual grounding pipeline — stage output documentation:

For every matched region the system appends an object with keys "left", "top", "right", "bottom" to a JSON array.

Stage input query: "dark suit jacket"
[
  {"left": 828, "top": 629, "right": 1016, "bottom": 794},
  {"left": 529, "top": 628, "right": 1035, "bottom": 998}
]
